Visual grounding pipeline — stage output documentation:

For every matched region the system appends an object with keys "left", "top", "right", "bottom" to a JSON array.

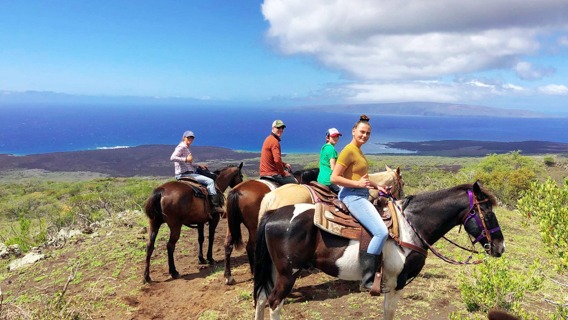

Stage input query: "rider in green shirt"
[{"left": 317, "top": 128, "right": 342, "bottom": 193}]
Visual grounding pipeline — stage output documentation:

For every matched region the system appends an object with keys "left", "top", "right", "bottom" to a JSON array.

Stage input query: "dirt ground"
[
  {"left": 106, "top": 222, "right": 463, "bottom": 320},
  {"left": 1, "top": 212, "right": 556, "bottom": 320}
]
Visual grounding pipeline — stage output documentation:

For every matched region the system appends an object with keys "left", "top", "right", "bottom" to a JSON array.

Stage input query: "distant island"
[
  {"left": 382, "top": 140, "right": 568, "bottom": 156},
  {"left": 290, "top": 102, "right": 556, "bottom": 118}
]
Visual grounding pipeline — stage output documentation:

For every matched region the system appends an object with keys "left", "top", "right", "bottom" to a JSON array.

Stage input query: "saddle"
[
  {"left": 177, "top": 177, "right": 208, "bottom": 199},
  {"left": 259, "top": 175, "right": 282, "bottom": 187},
  {"left": 308, "top": 185, "right": 426, "bottom": 256}
]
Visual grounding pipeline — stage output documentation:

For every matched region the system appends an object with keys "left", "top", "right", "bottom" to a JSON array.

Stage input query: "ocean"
[{"left": 1, "top": 105, "right": 568, "bottom": 155}]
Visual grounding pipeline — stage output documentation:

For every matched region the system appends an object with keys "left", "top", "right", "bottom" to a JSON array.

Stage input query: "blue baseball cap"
[{"left": 183, "top": 130, "right": 195, "bottom": 138}]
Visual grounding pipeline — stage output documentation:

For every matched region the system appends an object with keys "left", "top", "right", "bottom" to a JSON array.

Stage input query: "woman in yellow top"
[{"left": 330, "top": 115, "right": 389, "bottom": 295}]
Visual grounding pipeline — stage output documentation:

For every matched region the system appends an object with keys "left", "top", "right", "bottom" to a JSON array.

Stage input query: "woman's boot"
[
  {"left": 210, "top": 194, "right": 224, "bottom": 214},
  {"left": 359, "top": 251, "right": 389, "bottom": 296}
]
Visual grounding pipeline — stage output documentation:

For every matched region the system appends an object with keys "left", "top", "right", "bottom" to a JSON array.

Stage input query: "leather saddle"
[
  {"left": 308, "top": 182, "right": 420, "bottom": 254},
  {"left": 177, "top": 176, "right": 208, "bottom": 199},
  {"left": 259, "top": 175, "right": 282, "bottom": 187}
]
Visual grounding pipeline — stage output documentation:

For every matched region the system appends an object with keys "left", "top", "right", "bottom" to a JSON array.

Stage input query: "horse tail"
[
  {"left": 254, "top": 211, "right": 275, "bottom": 305},
  {"left": 144, "top": 187, "right": 164, "bottom": 221},
  {"left": 226, "top": 189, "right": 244, "bottom": 249},
  {"left": 258, "top": 190, "right": 276, "bottom": 225}
]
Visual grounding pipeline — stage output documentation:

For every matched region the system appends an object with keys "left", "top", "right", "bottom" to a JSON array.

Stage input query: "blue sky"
[{"left": 1, "top": 1, "right": 568, "bottom": 112}]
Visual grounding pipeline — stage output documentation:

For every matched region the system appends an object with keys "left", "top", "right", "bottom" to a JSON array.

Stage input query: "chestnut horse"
[
  {"left": 223, "top": 168, "right": 319, "bottom": 285},
  {"left": 223, "top": 166, "right": 404, "bottom": 285},
  {"left": 254, "top": 182, "right": 505, "bottom": 320},
  {"left": 143, "top": 162, "right": 243, "bottom": 283}
]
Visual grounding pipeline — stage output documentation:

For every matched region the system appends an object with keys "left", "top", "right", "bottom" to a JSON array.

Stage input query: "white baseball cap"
[{"left": 326, "top": 128, "right": 342, "bottom": 137}]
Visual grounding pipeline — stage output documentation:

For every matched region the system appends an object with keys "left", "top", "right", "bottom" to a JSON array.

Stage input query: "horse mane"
[
  {"left": 293, "top": 168, "right": 319, "bottom": 176},
  {"left": 400, "top": 183, "right": 497, "bottom": 210},
  {"left": 214, "top": 164, "right": 238, "bottom": 175}
]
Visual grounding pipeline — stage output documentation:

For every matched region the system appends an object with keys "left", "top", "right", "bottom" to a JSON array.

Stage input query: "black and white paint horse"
[{"left": 253, "top": 182, "right": 505, "bottom": 320}]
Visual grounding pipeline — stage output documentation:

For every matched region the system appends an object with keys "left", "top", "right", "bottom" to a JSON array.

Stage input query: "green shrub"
[
  {"left": 464, "top": 151, "right": 543, "bottom": 208},
  {"left": 517, "top": 178, "right": 568, "bottom": 271},
  {"left": 303, "top": 161, "right": 319, "bottom": 169},
  {"left": 543, "top": 156, "right": 555, "bottom": 166},
  {"left": 459, "top": 257, "right": 542, "bottom": 315}
]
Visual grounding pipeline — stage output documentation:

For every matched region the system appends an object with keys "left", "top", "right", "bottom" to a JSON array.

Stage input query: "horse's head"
[
  {"left": 369, "top": 165, "right": 405, "bottom": 199},
  {"left": 463, "top": 181, "right": 505, "bottom": 257},
  {"left": 230, "top": 162, "right": 244, "bottom": 188},
  {"left": 390, "top": 165, "right": 405, "bottom": 199},
  {"left": 215, "top": 162, "right": 244, "bottom": 190}
]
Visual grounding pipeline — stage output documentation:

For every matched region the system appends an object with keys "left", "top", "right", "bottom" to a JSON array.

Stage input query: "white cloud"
[
  {"left": 329, "top": 80, "right": 533, "bottom": 103},
  {"left": 559, "top": 36, "right": 568, "bottom": 47},
  {"left": 514, "top": 61, "right": 555, "bottom": 80},
  {"left": 538, "top": 84, "right": 568, "bottom": 95},
  {"left": 262, "top": 0, "right": 568, "bottom": 80}
]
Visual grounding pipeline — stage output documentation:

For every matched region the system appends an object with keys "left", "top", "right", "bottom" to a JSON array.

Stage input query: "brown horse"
[
  {"left": 143, "top": 162, "right": 243, "bottom": 283},
  {"left": 254, "top": 182, "right": 505, "bottom": 320},
  {"left": 223, "top": 166, "right": 404, "bottom": 285}
]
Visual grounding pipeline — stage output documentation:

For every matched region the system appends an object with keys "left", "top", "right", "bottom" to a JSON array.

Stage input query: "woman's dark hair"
[{"left": 353, "top": 114, "right": 371, "bottom": 129}]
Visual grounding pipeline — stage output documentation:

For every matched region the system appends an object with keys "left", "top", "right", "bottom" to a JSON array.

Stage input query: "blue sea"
[{"left": 1, "top": 105, "right": 568, "bottom": 155}]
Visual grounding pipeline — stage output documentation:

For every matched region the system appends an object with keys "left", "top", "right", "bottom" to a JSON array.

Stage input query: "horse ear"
[
  {"left": 239, "top": 162, "right": 243, "bottom": 169},
  {"left": 396, "top": 167, "right": 401, "bottom": 175},
  {"left": 473, "top": 180, "right": 483, "bottom": 196},
  {"left": 385, "top": 164, "right": 392, "bottom": 171}
]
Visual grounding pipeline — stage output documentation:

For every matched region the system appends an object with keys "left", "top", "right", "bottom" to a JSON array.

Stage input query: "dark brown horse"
[
  {"left": 293, "top": 168, "right": 319, "bottom": 184},
  {"left": 254, "top": 181, "right": 505, "bottom": 320},
  {"left": 143, "top": 162, "right": 243, "bottom": 283}
]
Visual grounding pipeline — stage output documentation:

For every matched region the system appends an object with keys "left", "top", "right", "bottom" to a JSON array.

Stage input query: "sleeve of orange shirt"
[{"left": 271, "top": 141, "right": 286, "bottom": 175}]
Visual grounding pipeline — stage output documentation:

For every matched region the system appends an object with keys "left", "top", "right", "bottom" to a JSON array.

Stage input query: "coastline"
[
  {"left": 380, "top": 140, "right": 568, "bottom": 156},
  {"left": 0, "top": 140, "right": 566, "bottom": 180}
]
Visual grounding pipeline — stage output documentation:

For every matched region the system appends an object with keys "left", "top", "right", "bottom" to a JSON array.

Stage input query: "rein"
[{"left": 394, "top": 190, "right": 500, "bottom": 265}]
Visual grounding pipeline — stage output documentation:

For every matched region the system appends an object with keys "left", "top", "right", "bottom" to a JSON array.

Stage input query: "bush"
[
  {"left": 0, "top": 178, "right": 164, "bottom": 252},
  {"left": 517, "top": 178, "right": 568, "bottom": 271},
  {"left": 543, "top": 156, "right": 555, "bottom": 167},
  {"left": 459, "top": 257, "right": 542, "bottom": 316},
  {"left": 463, "top": 151, "right": 543, "bottom": 208}
]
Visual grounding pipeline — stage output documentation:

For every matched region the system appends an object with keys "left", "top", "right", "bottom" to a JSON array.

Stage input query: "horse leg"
[
  {"left": 197, "top": 224, "right": 207, "bottom": 264},
  {"left": 246, "top": 229, "right": 256, "bottom": 274},
  {"left": 143, "top": 219, "right": 161, "bottom": 284},
  {"left": 166, "top": 225, "right": 182, "bottom": 279},
  {"left": 383, "top": 289, "right": 403, "bottom": 320},
  {"left": 224, "top": 228, "right": 236, "bottom": 285},
  {"left": 268, "top": 272, "right": 296, "bottom": 320},
  {"left": 254, "top": 288, "right": 268, "bottom": 320},
  {"left": 206, "top": 213, "right": 220, "bottom": 264}
]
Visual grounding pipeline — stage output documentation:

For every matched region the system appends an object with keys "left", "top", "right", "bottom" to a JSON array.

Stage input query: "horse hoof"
[
  {"left": 208, "top": 258, "right": 216, "bottom": 265},
  {"left": 198, "top": 257, "right": 208, "bottom": 264},
  {"left": 143, "top": 276, "right": 152, "bottom": 284},
  {"left": 171, "top": 272, "right": 180, "bottom": 279},
  {"left": 225, "top": 276, "right": 236, "bottom": 285}
]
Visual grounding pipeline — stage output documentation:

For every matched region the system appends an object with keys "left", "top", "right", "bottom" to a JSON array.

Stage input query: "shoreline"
[{"left": 3, "top": 139, "right": 568, "bottom": 157}]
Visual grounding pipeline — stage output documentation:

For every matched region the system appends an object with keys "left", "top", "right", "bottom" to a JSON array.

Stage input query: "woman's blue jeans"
[{"left": 339, "top": 187, "right": 388, "bottom": 255}]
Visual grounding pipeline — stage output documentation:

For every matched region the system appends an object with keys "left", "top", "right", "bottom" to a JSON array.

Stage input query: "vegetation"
[
  {"left": 459, "top": 258, "right": 543, "bottom": 315},
  {"left": 0, "top": 177, "right": 166, "bottom": 252},
  {"left": 518, "top": 178, "right": 568, "bottom": 272},
  {"left": 0, "top": 151, "right": 567, "bottom": 319}
]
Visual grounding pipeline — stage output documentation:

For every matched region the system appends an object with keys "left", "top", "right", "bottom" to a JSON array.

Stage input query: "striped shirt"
[{"left": 170, "top": 142, "right": 197, "bottom": 175}]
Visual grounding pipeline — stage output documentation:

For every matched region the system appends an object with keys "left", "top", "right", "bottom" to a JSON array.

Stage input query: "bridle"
[
  {"left": 462, "top": 189, "right": 501, "bottom": 248},
  {"left": 391, "top": 171, "right": 404, "bottom": 199},
  {"left": 396, "top": 189, "right": 500, "bottom": 265}
]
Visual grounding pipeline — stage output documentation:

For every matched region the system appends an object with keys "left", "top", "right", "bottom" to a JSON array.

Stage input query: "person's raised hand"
[{"left": 358, "top": 174, "right": 373, "bottom": 189}]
